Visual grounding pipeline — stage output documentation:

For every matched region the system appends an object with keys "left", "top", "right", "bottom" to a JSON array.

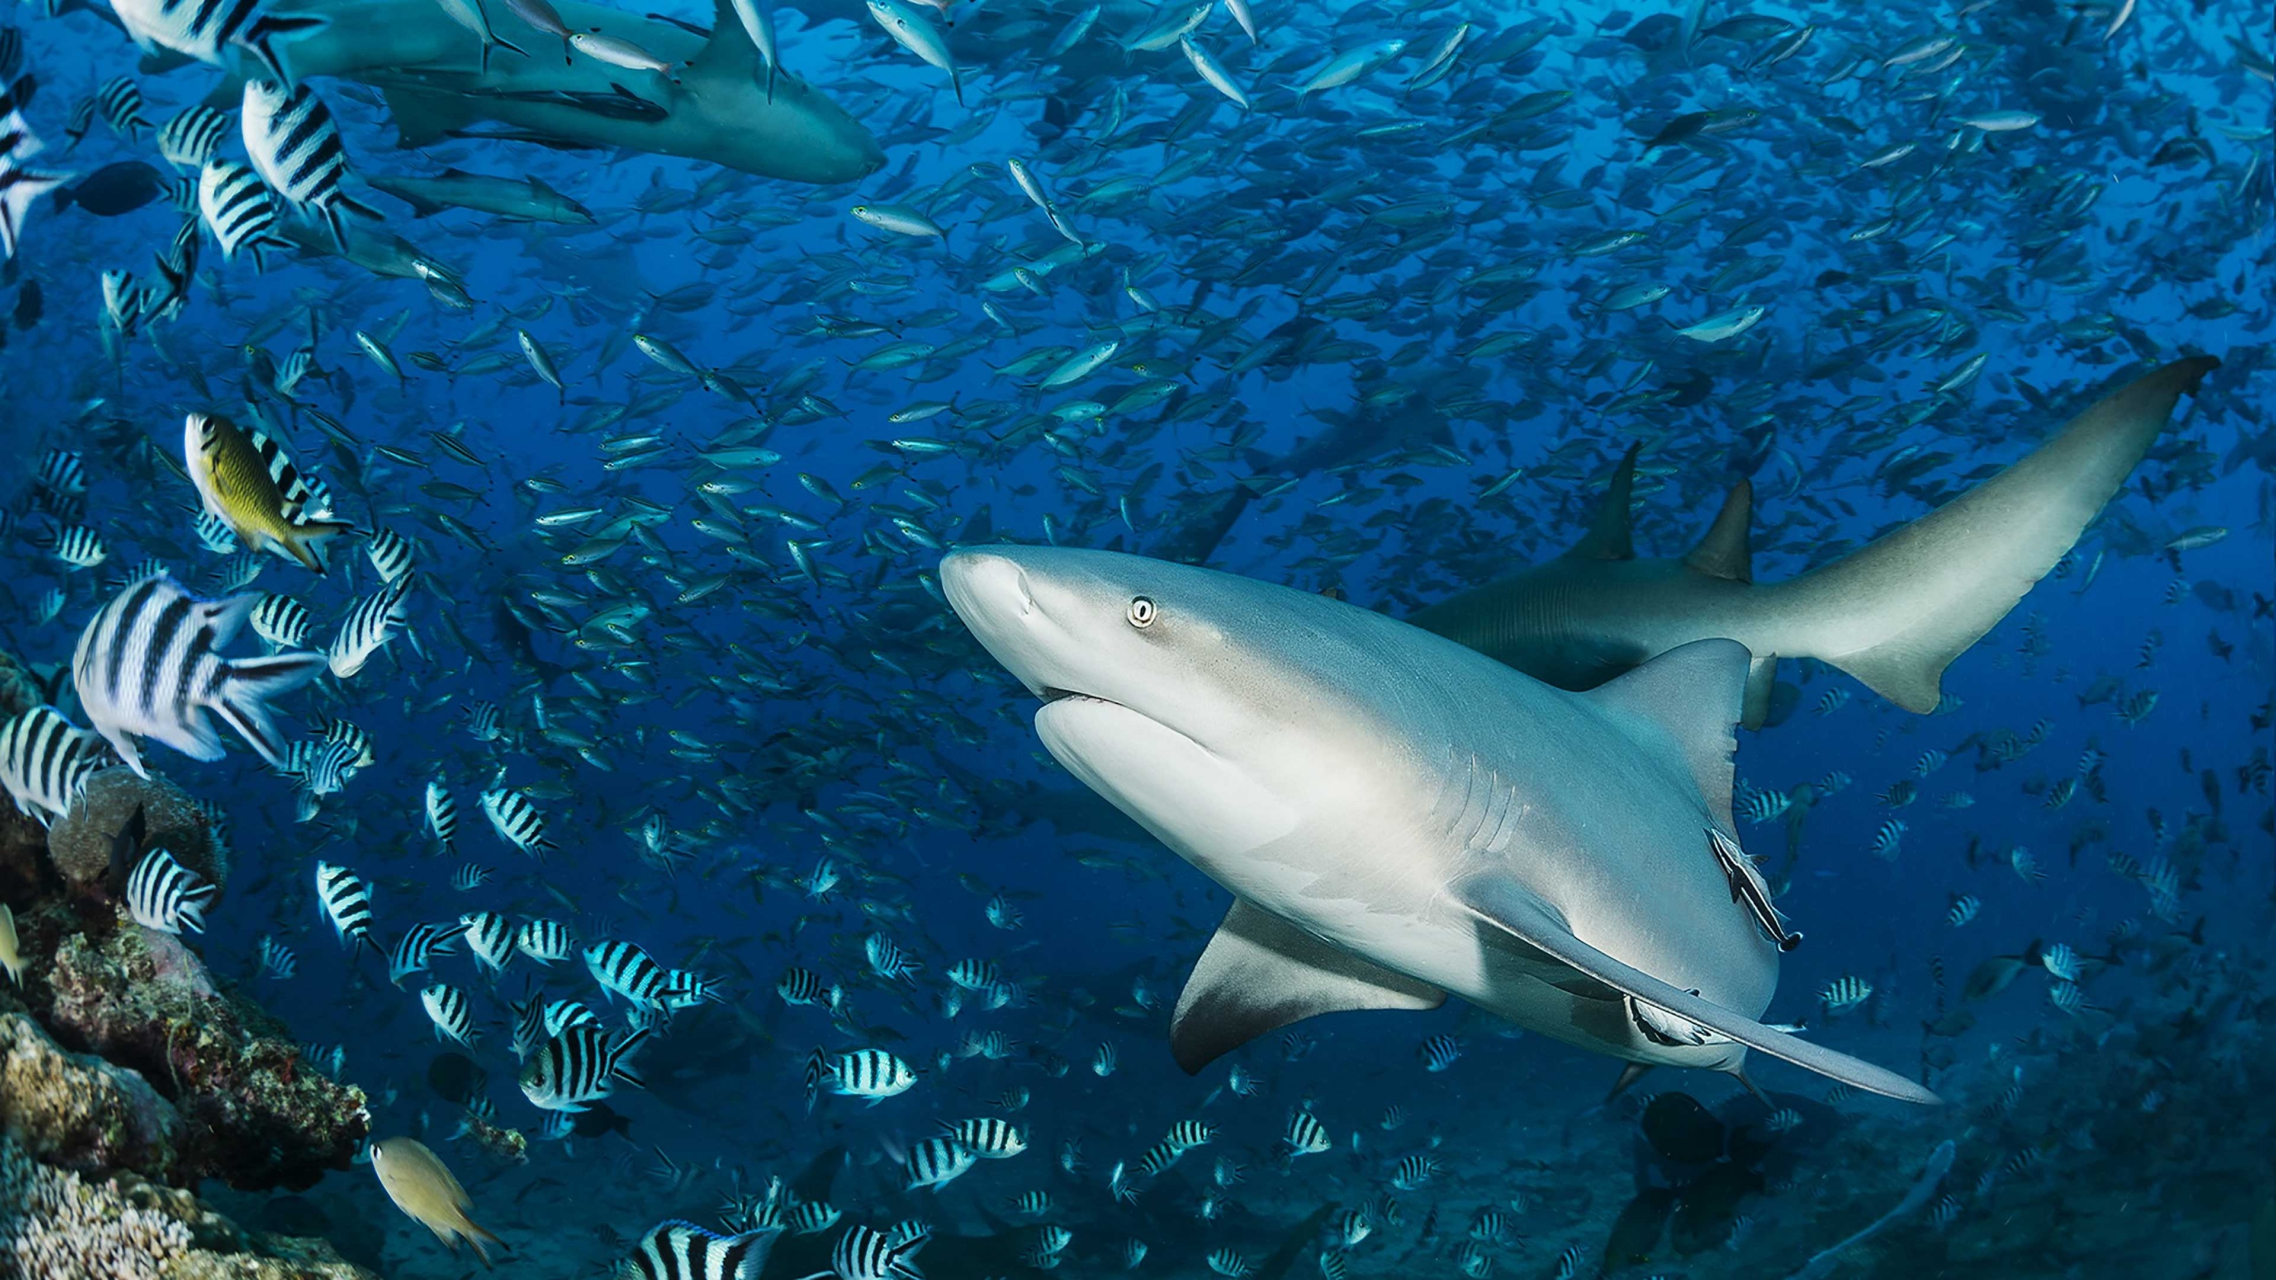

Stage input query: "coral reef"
[
  {"left": 41, "top": 926, "right": 367, "bottom": 1192},
  {"left": 0, "top": 1014, "right": 179, "bottom": 1180},
  {"left": 0, "top": 1136, "right": 379, "bottom": 1280}
]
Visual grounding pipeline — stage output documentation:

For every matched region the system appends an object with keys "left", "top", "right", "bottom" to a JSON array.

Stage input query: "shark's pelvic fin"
[
  {"left": 1763, "top": 356, "right": 2217, "bottom": 713},
  {"left": 1450, "top": 872, "right": 1940, "bottom": 1105},
  {"left": 1607, "top": 1061, "right": 1654, "bottom": 1101},
  {"left": 1580, "top": 637, "right": 1747, "bottom": 835},
  {"left": 1568, "top": 442, "right": 1640, "bottom": 561},
  {"left": 1682, "top": 479, "right": 1753, "bottom": 583},
  {"left": 1170, "top": 899, "right": 1446, "bottom": 1074}
]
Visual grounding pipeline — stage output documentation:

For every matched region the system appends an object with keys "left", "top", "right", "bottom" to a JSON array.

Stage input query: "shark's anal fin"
[
  {"left": 1170, "top": 900, "right": 1445, "bottom": 1074},
  {"left": 1451, "top": 873, "right": 1941, "bottom": 1105}
]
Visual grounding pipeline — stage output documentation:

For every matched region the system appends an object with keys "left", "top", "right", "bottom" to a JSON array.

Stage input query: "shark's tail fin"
[{"left": 1762, "top": 357, "right": 2216, "bottom": 714}]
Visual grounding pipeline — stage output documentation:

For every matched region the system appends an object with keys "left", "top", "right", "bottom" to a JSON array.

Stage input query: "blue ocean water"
[{"left": 0, "top": 0, "right": 2270, "bottom": 1274}]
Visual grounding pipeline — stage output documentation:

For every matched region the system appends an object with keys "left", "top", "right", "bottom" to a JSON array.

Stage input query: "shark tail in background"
[{"left": 1763, "top": 356, "right": 2218, "bottom": 713}]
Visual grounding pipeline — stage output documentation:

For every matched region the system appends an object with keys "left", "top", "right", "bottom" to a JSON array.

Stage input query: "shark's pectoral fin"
[
  {"left": 1581, "top": 637, "right": 1747, "bottom": 832},
  {"left": 1450, "top": 874, "right": 1940, "bottom": 1105},
  {"left": 1170, "top": 900, "right": 1445, "bottom": 1074}
]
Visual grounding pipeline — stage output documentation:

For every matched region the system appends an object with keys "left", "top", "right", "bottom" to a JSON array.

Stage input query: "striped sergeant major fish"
[
  {"left": 1280, "top": 1109, "right": 1330, "bottom": 1157},
  {"left": 421, "top": 982, "right": 475, "bottom": 1044},
  {"left": 389, "top": 919, "right": 468, "bottom": 986},
  {"left": 585, "top": 939, "right": 671, "bottom": 1007},
  {"left": 281, "top": 736, "right": 358, "bottom": 796},
  {"left": 185, "top": 413, "right": 353, "bottom": 572},
  {"left": 519, "top": 1025, "right": 650, "bottom": 1111},
  {"left": 459, "top": 910, "right": 513, "bottom": 973},
  {"left": 425, "top": 779, "right": 458, "bottom": 851},
  {"left": 620, "top": 1218, "right": 782, "bottom": 1280},
  {"left": 314, "top": 715, "right": 374, "bottom": 766},
  {"left": 515, "top": 918, "right": 572, "bottom": 964},
  {"left": 314, "top": 861, "right": 374, "bottom": 954},
  {"left": 480, "top": 784, "right": 551, "bottom": 856},
  {"left": 94, "top": 76, "right": 150, "bottom": 140},
  {"left": 900, "top": 1134, "right": 976, "bottom": 1190},
  {"left": 108, "top": 0, "right": 325, "bottom": 88},
  {"left": 0, "top": 705, "right": 105, "bottom": 826},
  {"left": 198, "top": 159, "right": 282, "bottom": 266},
  {"left": 365, "top": 526, "right": 415, "bottom": 582},
  {"left": 157, "top": 106, "right": 231, "bottom": 170},
  {"left": 248, "top": 592, "right": 311, "bottom": 650},
  {"left": 123, "top": 847, "right": 218, "bottom": 934},
  {"left": 944, "top": 1116, "right": 1026, "bottom": 1157},
  {"left": 240, "top": 79, "right": 378, "bottom": 249},
  {"left": 804, "top": 1046, "right": 916, "bottom": 1110},
  {"left": 71, "top": 576, "right": 327, "bottom": 777},
  {"left": 827, "top": 1223, "right": 924, "bottom": 1280},
  {"left": 328, "top": 575, "right": 411, "bottom": 678}
]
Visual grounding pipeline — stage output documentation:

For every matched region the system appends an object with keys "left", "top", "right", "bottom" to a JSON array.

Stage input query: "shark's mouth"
[{"left": 1040, "top": 688, "right": 1109, "bottom": 706}]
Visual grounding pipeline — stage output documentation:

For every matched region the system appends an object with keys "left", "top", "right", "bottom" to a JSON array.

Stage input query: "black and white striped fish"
[
  {"left": 460, "top": 910, "right": 513, "bottom": 973},
  {"left": 463, "top": 699, "right": 503, "bottom": 741},
  {"left": 282, "top": 736, "right": 358, "bottom": 796},
  {"left": 197, "top": 158, "right": 281, "bottom": 265},
  {"left": 1416, "top": 1033, "right": 1460, "bottom": 1072},
  {"left": 157, "top": 105, "right": 230, "bottom": 170},
  {"left": 95, "top": 76, "right": 150, "bottom": 140},
  {"left": 424, "top": 779, "right": 457, "bottom": 850},
  {"left": 783, "top": 1201, "right": 840, "bottom": 1236},
  {"left": 1280, "top": 1109, "right": 1330, "bottom": 1157},
  {"left": 314, "top": 860, "right": 373, "bottom": 954},
  {"left": 805, "top": 1046, "right": 916, "bottom": 1110},
  {"left": 944, "top": 1116, "right": 1026, "bottom": 1158},
  {"left": 515, "top": 918, "right": 572, "bottom": 964},
  {"left": 247, "top": 592, "right": 310, "bottom": 650},
  {"left": 365, "top": 526, "right": 414, "bottom": 582},
  {"left": 240, "top": 79, "right": 378, "bottom": 248},
  {"left": 480, "top": 783, "right": 551, "bottom": 856},
  {"left": 315, "top": 715, "right": 374, "bottom": 766},
  {"left": 71, "top": 576, "right": 327, "bottom": 777},
  {"left": 328, "top": 575, "right": 409, "bottom": 678},
  {"left": 125, "top": 847, "right": 218, "bottom": 935},
  {"left": 50, "top": 523, "right": 107, "bottom": 568},
  {"left": 389, "top": 919, "right": 469, "bottom": 987},
  {"left": 35, "top": 449, "right": 87, "bottom": 495},
  {"left": 519, "top": 1025, "right": 649, "bottom": 1112},
  {"left": 775, "top": 966, "right": 838, "bottom": 1008},
  {"left": 901, "top": 1135, "right": 976, "bottom": 1191},
  {"left": 108, "top": 0, "right": 326, "bottom": 87},
  {"left": 585, "top": 940, "right": 671, "bottom": 1007},
  {"left": 0, "top": 96, "right": 59, "bottom": 258},
  {"left": 829, "top": 1224, "right": 923, "bottom": 1280},
  {"left": 621, "top": 1219, "right": 781, "bottom": 1280},
  {"left": 421, "top": 982, "right": 475, "bottom": 1045},
  {"left": 0, "top": 705, "right": 104, "bottom": 826}
]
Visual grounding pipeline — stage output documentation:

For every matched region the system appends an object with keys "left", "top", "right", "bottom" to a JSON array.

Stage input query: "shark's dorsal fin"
[
  {"left": 1449, "top": 872, "right": 1940, "bottom": 1105},
  {"left": 1581, "top": 637, "right": 1747, "bottom": 834},
  {"left": 691, "top": 0, "right": 756, "bottom": 77},
  {"left": 1171, "top": 900, "right": 1445, "bottom": 1073},
  {"left": 1569, "top": 443, "right": 1640, "bottom": 561},
  {"left": 1683, "top": 479, "right": 1753, "bottom": 583}
]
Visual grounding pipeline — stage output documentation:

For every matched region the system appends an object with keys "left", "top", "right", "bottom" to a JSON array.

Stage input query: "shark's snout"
[{"left": 942, "top": 548, "right": 1049, "bottom": 696}]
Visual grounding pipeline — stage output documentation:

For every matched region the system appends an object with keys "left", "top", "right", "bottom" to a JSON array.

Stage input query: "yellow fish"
[
  {"left": 370, "top": 1137, "right": 500, "bottom": 1263},
  {"left": 183, "top": 413, "right": 351, "bottom": 571}
]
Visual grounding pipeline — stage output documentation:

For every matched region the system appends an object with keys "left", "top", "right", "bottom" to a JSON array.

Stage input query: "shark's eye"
[{"left": 1126, "top": 596, "right": 1157, "bottom": 628}]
